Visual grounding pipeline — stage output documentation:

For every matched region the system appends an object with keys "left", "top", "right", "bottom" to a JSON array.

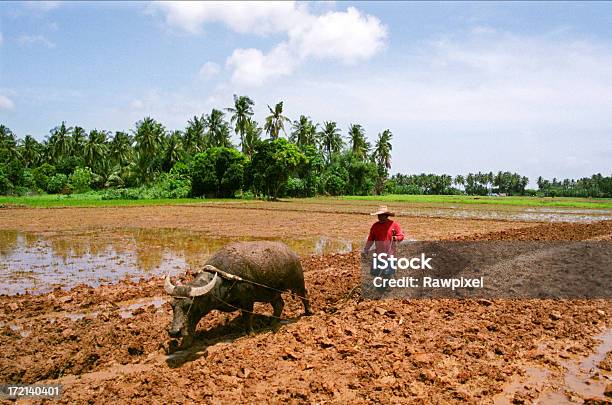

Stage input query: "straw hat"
[{"left": 370, "top": 205, "right": 395, "bottom": 216}]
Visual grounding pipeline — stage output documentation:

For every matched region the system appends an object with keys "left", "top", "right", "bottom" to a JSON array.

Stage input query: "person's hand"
[{"left": 360, "top": 251, "right": 368, "bottom": 259}]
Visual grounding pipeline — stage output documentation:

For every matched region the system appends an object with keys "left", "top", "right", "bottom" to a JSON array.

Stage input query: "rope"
[
  {"left": 203, "top": 267, "right": 310, "bottom": 302},
  {"left": 210, "top": 293, "right": 286, "bottom": 321}
]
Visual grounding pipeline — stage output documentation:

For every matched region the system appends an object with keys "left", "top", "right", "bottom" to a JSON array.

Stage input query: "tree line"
[
  {"left": 387, "top": 172, "right": 611, "bottom": 197},
  {"left": 0, "top": 96, "right": 392, "bottom": 199},
  {"left": 1, "top": 95, "right": 610, "bottom": 199}
]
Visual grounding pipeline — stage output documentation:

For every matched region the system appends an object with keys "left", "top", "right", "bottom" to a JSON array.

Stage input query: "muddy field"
[{"left": 1, "top": 202, "right": 611, "bottom": 404}]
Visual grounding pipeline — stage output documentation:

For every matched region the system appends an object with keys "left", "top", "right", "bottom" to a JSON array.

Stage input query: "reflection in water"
[
  {"left": 0, "top": 229, "right": 353, "bottom": 296},
  {"left": 397, "top": 207, "right": 612, "bottom": 223}
]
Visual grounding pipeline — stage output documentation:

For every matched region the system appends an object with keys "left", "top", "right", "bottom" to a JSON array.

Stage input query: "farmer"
[
  {"left": 362, "top": 205, "right": 405, "bottom": 280},
  {"left": 363, "top": 205, "right": 405, "bottom": 256}
]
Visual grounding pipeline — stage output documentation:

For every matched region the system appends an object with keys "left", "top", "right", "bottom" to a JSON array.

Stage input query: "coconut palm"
[
  {"left": 0, "top": 125, "right": 20, "bottom": 163},
  {"left": 290, "top": 115, "right": 318, "bottom": 148},
  {"left": 133, "top": 117, "right": 165, "bottom": 183},
  {"left": 226, "top": 95, "right": 254, "bottom": 152},
  {"left": 48, "top": 121, "right": 73, "bottom": 161},
  {"left": 318, "top": 121, "right": 343, "bottom": 163},
  {"left": 109, "top": 131, "right": 133, "bottom": 167},
  {"left": 72, "top": 126, "right": 86, "bottom": 159},
  {"left": 83, "top": 129, "right": 108, "bottom": 171},
  {"left": 184, "top": 115, "right": 206, "bottom": 155},
  {"left": 205, "top": 109, "right": 232, "bottom": 148},
  {"left": 20, "top": 135, "right": 41, "bottom": 167},
  {"left": 373, "top": 129, "right": 393, "bottom": 170},
  {"left": 264, "top": 101, "right": 291, "bottom": 139},
  {"left": 162, "top": 130, "right": 184, "bottom": 171},
  {"left": 242, "top": 118, "right": 262, "bottom": 158},
  {"left": 348, "top": 124, "right": 369, "bottom": 161}
]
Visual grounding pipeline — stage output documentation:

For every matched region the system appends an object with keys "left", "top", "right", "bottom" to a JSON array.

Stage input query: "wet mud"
[{"left": 0, "top": 206, "right": 611, "bottom": 403}]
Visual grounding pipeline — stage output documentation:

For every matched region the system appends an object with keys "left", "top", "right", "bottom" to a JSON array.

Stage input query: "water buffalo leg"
[
  {"left": 295, "top": 287, "right": 312, "bottom": 315},
  {"left": 271, "top": 294, "right": 284, "bottom": 331},
  {"left": 242, "top": 302, "right": 254, "bottom": 334},
  {"left": 272, "top": 294, "right": 284, "bottom": 319}
]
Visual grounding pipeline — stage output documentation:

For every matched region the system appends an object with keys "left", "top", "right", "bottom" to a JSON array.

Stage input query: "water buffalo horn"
[
  {"left": 188, "top": 272, "right": 218, "bottom": 297},
  {"left": 164, "top": 274, "right": 176, "bottom": 295}
]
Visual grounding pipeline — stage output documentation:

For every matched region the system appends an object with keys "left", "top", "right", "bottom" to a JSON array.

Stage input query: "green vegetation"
[
  {"left": 1, "top": 95, "right": 610, "bottom": 201},
  {"left": 2, "top": 193, "right": 609, "bottom": 210},
  {"left": 0, "top": 193, "right": 217, "bottom": 208},
  {"left": 340, "top": 195, "right": 612, "bottom": 209}
]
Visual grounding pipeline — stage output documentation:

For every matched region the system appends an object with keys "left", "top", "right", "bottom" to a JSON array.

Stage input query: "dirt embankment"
[
  {"left": 0, "top": 203, "right": 536, "bottom": 241},
  {"left": 451, "top": 220, "right": 612, "bottom": 241}
]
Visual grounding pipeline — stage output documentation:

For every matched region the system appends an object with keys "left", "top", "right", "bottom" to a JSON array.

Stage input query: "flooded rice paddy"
[{"left": 0, "top": 229, "right": 353, "bottom": 295}]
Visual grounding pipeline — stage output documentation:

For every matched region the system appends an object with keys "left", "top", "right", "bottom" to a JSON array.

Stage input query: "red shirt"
[{"left": 364, "top": 219, "right": 405, "bottom": 255}]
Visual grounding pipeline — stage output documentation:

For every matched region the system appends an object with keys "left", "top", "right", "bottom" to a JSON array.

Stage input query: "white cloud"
[
  {"left": 0, "top": 94, "right": 15, "bottom": 110},
  {"left": 198, "top": 62, "right": 221, "bottom": 80},
  {"left": 0, "top": 32, "right": 3, "bottom": 46},
  {"left": 226, "top": 44, "right": 297, "bottom": 87},
  {"left": 288, "top": 7, "right": 387, "bottom": 63},
  {"left": 18, "top": 35, "right": 56, "bottom": 48},
  {"left": 148, "top": 1, "right": 305, "bottom": 35},
  {"left": 149, "top": 2, "right": 387, "bottom": 86}
]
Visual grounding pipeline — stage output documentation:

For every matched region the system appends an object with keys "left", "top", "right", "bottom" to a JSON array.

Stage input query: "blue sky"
[{"left": 1, "top": 1, "right": 611, "bottom": 182}]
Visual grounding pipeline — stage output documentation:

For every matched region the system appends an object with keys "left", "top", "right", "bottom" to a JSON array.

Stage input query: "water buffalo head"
[{"left": 164, "top": 267, "right": 221, "bottom": 347}]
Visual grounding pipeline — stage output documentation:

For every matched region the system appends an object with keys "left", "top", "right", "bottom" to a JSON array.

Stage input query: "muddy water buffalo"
[{"left": 164, "top": 241, "right": 312, "bottom": 348}]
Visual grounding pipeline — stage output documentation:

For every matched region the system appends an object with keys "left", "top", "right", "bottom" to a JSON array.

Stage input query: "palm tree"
[
  {"left": 83, "top": 130, "right": 108, "bottom": 171},
  {"left": 48, "top": 121, "right": 73, "bottom": 161},
  {"left": 348, "top": 124, "right": 369, "bottom": 160},
  {"left": 205, "top": 109, "right": 232, "bottom": 148},
  {"left": 226, "top": 95, "right": 254, "bottom": 152},
  {"left": 264, "top": 101, "right": 291, "bottom": 139},
  {"left": 162, "top": 130, "right": 184, "bottom": 171},
  {"left": 373, "top": 129, "right": 393, "bottom": 170},
  {"left": 373, "top": 129, "right": 393, "bottom": 194},
  {"left": 454, "top": 175, "right": 465, "bottom": 188},
  {"left": 20, "top": 135, "right": 41, "bottom": 167},
  {"left": 72, "top": 126, "right": 86, "bottom": 159},
  {"left": 318, "top": 121, "right": 343, "bottom": 163},
  {"left": 184, "top": 115, "right": 206, "bottom": 155},
  {"left": 242, "top": 118, "right": 262, "bottom": 158},
  {"left": 0, "top": 125, "right": 20, "bottom": 163},
  {"left": 133, "top": 117, "right": 165, "bottom": 183},
  {"left": 109, "top": 131, "right": 133, "bottom": 167},
  {"left": 290, "top": 115, "right": 318, "bottom": 148}
]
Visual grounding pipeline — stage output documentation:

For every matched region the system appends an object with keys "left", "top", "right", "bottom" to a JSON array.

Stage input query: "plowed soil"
[{"left": 0, "top": 204, "right": 611, "bottom": 404}]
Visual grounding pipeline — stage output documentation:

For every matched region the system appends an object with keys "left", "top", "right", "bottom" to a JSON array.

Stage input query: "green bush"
[
  {"left": 191, "top": 147, "right": 247, "bottom": 198},
  {"left": 251, "top": 139, "right": 306, "bottom": 199},
  {"left": 283, "top": 177, "right": 306, "bottom": 197},
  {"left": 69, "top": 167, "right": 93, "bottom": 193},
  {"left": 101, "top": 188, "right": 141, "bottom": 200},
  {"left": 0, "top": 168, "right": 13, "bottom": 195},
  {"left": 323, "top": 173, "right": 348, "bottom": 196},
  {"left": 32, "top": 163, "right": 56, "bottom": 191},
  {"left": 46, "top": 173, "right": 69, "bottom": 194}
]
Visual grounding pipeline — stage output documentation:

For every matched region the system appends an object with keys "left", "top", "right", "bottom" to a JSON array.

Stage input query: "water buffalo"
[{"left": 164, "top": 241, "right": 312, "bottom": 348}]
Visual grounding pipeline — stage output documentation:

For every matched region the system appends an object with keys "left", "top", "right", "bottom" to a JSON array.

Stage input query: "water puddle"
[
  {"left": 540, "top": 328, "right": 612, "bottom": 403},
  {"left": 398, "top": 207, "right": 612, "bottom": 222},
  {"left": 494, "top": 329, "right": 612, "bottom": 404},
  {"left": 0, "top": 229, "right": 352, "bottom": 295},
  {"left": 493, "top": 366, "right": 550, "bottom": 405}
]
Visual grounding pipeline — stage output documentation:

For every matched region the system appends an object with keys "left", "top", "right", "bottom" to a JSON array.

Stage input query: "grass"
[
  {"left": 1, "top": 193, "right": 611, "bottom": 209},
  {"left": 338, "top": 194, "right": 612, "bottom": 209},
  {"left": 0, "top": 193, "right": 244, "bottom": 208}
]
